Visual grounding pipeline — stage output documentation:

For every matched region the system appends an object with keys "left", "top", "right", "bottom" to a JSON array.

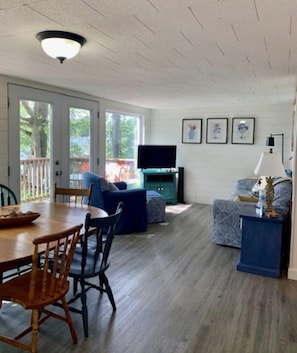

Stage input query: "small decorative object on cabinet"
[
  {"left": 140, "top": 169, "right": 178, "bottom": 204},
  {"left": 237, "top": 206, "right": 283, "bottom": 278}
]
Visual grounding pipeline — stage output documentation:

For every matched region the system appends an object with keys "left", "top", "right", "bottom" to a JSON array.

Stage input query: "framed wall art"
[
  {"left": 182, "top": 119, "right": 202, "bottom": 144},
  {"left": 232, "top": 117, "right": 255, "bottom": 144},
  {"left": 206, "top": 118, "right": 228, "bottom": 144}
]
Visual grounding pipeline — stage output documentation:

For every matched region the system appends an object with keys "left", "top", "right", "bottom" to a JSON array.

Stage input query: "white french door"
[
  {"left": 60, "top": 95, "right": 99, "bottom": 188},
  {"left": 8, "top": 84, "right": 99, "bottom": 202}
]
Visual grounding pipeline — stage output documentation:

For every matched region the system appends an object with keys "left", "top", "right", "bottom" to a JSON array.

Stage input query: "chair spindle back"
[{"left": 54, "top": 182, "right": 93, "bottom": 205}]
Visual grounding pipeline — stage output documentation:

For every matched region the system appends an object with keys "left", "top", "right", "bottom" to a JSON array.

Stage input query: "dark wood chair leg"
[
  {"left": 80, "top": 282, "right": 89, "bottom": 338},
  {"left": 101, "top": 274, "right": 116, "bottom": 311}
]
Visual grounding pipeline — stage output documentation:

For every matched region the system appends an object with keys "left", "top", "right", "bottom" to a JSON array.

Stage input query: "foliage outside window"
[
  {"left": 20, "top": 100, "right": 51, "bottom": 159},
  {"left": 69, "top": 107, "right": 90, "bottom": 175}
]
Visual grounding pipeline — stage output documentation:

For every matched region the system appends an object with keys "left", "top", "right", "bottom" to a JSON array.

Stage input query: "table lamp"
[{"left": 254, "top": 149, "right": 286, "bottom": 217}]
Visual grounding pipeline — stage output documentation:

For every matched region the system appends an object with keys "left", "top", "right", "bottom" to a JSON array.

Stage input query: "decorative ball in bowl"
[{"left": 0, "top": 211, "right": 40, "bottom": 226}]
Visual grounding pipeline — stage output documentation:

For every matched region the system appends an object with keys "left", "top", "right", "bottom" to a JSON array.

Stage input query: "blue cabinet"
[{"left": 237, "top": 208, "right": 283, "bottom": 278}]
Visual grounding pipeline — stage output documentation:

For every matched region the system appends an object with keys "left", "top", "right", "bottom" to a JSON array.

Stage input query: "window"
[{"left": 105, "top": 111, "right": 143, "bottom": 185}]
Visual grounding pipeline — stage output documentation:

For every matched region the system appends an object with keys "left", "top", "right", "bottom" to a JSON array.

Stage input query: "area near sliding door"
[{"left": 8, "top": 84, "right": 99, "bottom": 202}]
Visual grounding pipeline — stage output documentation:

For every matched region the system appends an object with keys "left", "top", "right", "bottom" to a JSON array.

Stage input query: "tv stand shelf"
[{"left": 141, "top": 169, "right": 177, "bottom": 204}]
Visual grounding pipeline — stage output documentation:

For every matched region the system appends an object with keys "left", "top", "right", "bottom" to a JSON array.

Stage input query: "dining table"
[{"left": 0, "top": 201, "right": 107, "bottom": 273}]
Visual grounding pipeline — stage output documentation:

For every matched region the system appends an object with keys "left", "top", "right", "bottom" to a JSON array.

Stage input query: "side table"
[{"left": 237, "top": 207, "right": 283, "bottom": 278}]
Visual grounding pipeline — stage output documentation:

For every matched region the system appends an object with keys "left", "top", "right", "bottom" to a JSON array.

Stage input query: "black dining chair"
[
  {"left": 65, "top": 201, "right": 123, "bottom": 337},
  {"left": 0, "top": 184, "right": 17, "bottom": 206}
]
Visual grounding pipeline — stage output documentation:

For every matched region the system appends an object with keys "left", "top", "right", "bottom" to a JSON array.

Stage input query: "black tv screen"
[{"left": 137, "top": 145, "right": 176, "bottom": 169}]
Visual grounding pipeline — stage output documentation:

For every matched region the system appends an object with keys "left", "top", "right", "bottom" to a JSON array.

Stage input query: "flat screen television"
[{"left": 137, "top": 145, "right": 177, "bottom": 169}]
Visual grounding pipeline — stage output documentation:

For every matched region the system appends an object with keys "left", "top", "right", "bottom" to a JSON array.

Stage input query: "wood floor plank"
[{"left": 1, "top": 203, "right": 297, "bottom": 353}]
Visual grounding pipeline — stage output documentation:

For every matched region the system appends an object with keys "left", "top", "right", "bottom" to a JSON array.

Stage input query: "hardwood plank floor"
[{"left": 1, "top": 203, "right": 297, "bottom": 353}]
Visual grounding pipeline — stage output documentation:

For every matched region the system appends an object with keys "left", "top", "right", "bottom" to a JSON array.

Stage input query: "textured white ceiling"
[{"left": 0, "top": 0, "right": 296, "bottom": 109}]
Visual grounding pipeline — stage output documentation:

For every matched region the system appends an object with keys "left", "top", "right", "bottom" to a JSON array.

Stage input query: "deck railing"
[
  {"left": 20, "top": 157, "right": 138, "bottom": 202},
  {"left": 21, "top": 158, "right": 50, "bottom": 202}
]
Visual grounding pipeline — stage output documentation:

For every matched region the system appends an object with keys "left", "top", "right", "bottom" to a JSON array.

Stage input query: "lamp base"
[{"left": 265, "top": 176, "right": 274, "bottom": 215}]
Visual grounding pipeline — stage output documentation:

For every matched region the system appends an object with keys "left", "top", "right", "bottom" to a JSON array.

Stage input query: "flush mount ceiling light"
[{"left": 36, "top": 30, "right": 86, "bottom": 64}]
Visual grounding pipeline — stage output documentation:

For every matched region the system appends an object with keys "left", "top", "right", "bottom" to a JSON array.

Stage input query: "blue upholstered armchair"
[{"left": 83, "top": 172, "right": 147, "bottom": 234}]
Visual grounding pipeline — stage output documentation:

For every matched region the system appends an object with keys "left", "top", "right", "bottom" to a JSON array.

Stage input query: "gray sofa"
[{"left": 212, "top": 178, "right": 292, "bottom": 248}]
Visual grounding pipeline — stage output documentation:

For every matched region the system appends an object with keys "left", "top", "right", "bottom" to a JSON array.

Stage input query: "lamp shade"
[
  {"left": 254, "top": 151, "right": 286, "bottom": 177},
  {"left": 36, "top": 31, "right": 86, "bottom": 63}
]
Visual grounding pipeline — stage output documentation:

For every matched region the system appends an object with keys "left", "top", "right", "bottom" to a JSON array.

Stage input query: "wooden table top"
[{"left": 0, "top": 202, "right": 107, "bottom": 272}]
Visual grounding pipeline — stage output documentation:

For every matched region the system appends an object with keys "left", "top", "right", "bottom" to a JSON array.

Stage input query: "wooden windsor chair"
[
  {"left": 54, "top": 182, "right": 93, "bottom": 205},
  {"left": 0, "top": 224, "right": 83, "bottom": 353}
]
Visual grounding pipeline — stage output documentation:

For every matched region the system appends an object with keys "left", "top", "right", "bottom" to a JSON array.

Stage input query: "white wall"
[{"left": 149, "top": 106, "right": 293, "bottom": 204}]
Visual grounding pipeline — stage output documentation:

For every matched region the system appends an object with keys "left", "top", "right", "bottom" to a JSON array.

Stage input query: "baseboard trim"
[{"left": 287, "top": 267, "right": 297, "bottom": 280}]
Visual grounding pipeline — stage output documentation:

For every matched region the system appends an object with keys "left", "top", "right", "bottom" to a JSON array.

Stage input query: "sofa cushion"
[
  {"left": 109, "top": 182, "right": 119, "bottom": 191},
  {"left": 99, "top": 178, "right": 119, "bottom": 192},
  {"left": 234, "top": 194, "right": 258, "bottom": 202},
  {"left": 272, "top": 179, "right": 292, "bottom": 212},
  {"left": 231, "top": 178, "right": 257, "bottom": 198}
]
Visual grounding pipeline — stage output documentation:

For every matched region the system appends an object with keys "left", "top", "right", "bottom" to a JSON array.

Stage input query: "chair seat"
[
  {"left": 69, "top": 249, "right": 105, "bottom": 277},
  {"left": 0, "top": 270, "right": 69, "bottom": 309}
]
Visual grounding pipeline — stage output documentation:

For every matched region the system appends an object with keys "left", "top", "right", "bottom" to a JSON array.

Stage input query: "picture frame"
[
  {"left": 232, "top": 117, "right": 255, "bottom": 144},
  {"left": 182, "top": 119, "right": 202, "bottom": 144},
  {"left": 206, "top": 118, "right": 228, "bottom": 144}
]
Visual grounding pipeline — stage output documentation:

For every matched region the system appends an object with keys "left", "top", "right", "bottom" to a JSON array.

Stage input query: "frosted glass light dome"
[{"left": 36, "top": 31, "right": 86, "bottom": 64}]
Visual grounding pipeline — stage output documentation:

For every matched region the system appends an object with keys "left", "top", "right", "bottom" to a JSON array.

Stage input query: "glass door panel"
[
  {"left": 60, "top": 96, "right": 98, "bottom": 188},
  {"left": 69, "top": 107, "right": 91, "bottom": 188},
  {"left": 19, "top": 99, "right": 52, "bottom": 201}
]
